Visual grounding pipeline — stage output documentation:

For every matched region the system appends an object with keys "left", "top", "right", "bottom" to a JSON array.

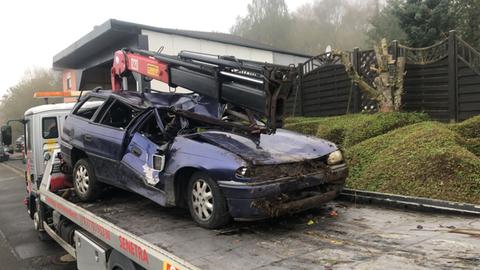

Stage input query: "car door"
[
  {"left": 63, "top": 95, "right": 107, "bottom": 166},
  {"left": 87, "top": 98, "right": 141, "bottom": 184},
  {"left": 121, "top": 110, "right": 167, "bottom": 194}
]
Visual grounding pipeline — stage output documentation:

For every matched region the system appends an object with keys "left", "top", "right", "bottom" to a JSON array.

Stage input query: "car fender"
[{"left": 162, "top": 136, "right": 247, "bottom": 206}]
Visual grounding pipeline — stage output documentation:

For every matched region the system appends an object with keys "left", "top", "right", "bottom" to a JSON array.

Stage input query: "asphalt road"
[
  {"left": 1, "top": 156, "right": 480, "bottom": 269},
  {"left": 0, "top": 157, "right": 75, "bottom": 270}
]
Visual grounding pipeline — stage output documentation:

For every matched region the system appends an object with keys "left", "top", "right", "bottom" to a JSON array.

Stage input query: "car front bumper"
[{"left": 218, "top": 163, "right": 348, "bottom": 220}]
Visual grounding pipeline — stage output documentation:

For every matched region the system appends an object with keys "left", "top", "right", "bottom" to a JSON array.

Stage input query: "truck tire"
[
  {"left": 33, "top": 212, "right": 51, "bottom": 241},
  {"left": 27, "top": 194, "right": 36, "bottom": 219},
  {"left": 108, "top": 250, "right": 143, "bottom": 270},
  {"left": 73, "top": 159, "right": 102, "bottom": 201},
  {"left": 187, "top": 172, "right": 231, "bottom": 229},
  {"left": 37, "top": 231, "right": 51, "bottom": 241}
]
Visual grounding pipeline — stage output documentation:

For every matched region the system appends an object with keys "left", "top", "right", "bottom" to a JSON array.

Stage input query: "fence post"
[
  {"left": 392, "top": 40, "right": 399, "bottom": 60},
  {"left": 352, "top": 47, "right": 361, "bottom": 113},
  {"left": 448, "top": 30, "right": 458, "bottom": 122},
  {"left": 297, "top": 64, "right": 304, "bottom": 116}
]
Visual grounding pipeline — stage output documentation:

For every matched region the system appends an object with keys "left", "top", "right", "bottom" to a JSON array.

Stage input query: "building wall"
[
  {"left": 62, "top": 69, "right": 77, "bottom": 91},
  {"left": 62, "top": 69, "right": 79, "bottom": 102},
  {"left": 273, "top": 52, "right": 309, "bottom": 66},
  {"left": 58, "top": 29, "right": 309, "bottom": 96}
]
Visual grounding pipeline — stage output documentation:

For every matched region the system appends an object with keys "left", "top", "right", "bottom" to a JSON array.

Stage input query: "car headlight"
[
  {"left": 235, "top": 166, "right": 251, "bottom": 178},
  {"left": 327, "top": 150, "right": 343, "bottom": 165}
]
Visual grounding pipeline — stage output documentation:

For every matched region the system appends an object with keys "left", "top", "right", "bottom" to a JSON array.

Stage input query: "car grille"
[{"left": 251, "top": 158, "right": 328, "bottom": 181}]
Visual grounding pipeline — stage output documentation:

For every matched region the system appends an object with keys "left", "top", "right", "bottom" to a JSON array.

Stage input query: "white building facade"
[{"left": 53, "top": 19, "right": 310, "bottom": 95}]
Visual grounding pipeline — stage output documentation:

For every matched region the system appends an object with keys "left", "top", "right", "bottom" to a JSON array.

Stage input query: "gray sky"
[{"left": 0, "top": 0, "right": 310, "bottom": 97}]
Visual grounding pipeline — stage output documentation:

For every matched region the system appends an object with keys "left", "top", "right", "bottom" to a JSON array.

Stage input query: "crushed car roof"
[{"left": 88, "top": 90, "right": 224, "bottom": 118}]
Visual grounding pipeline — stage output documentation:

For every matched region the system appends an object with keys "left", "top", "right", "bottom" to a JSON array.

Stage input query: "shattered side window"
[
  {"left": 93, "top": 98, "right": 114, "bottom": 123},
  {"left": 73, "top": 97, "right": 106, "bottom": 120},
  {"left": 101, "top": 100, "right": 140, "bottom": 129},
  {"left": 139, "top": 114, "right": 163, "bottom": 144}
]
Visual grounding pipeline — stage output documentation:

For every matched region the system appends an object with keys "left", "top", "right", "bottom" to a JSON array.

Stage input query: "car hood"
[{"left": 194, "top": 129, "right": 338, "bottom": 165}]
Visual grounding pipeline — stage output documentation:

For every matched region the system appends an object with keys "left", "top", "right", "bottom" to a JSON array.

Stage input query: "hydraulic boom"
[{"left": 111, "top": 48, "right": 298, "bottom": 133}]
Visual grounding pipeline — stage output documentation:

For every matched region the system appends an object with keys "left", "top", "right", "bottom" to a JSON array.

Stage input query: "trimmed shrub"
[
  {"left": 450, "top": 115, "right": 480, "bottom": 156},
  {"left": 346, "top": 122, "right": 480, "bottom": 204},
  {"left": 285, "top": 112, "right": 429, "bottom": 148}
]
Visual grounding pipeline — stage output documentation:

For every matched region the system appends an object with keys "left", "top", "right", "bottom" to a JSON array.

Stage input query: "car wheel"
[
  {"left": 187, "top": 172, "right": 231, "bottom": 229},
  {"left": 73, "top": 159, "right": 102, "bottom": 201}
]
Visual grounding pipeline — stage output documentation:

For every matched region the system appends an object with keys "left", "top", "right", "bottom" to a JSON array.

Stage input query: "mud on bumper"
[{"left": 218, "top": 163, "right": 348, "bottom": 220}]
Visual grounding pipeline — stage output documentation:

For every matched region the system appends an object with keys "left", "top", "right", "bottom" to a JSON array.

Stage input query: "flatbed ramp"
[{"left": 77, "top": 190, "right": 480, "bottom": 270}]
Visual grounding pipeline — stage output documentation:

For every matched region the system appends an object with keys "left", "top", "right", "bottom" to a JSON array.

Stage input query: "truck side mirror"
[{"left": 1, "top": 125, "right": 12, "bottom": 145}]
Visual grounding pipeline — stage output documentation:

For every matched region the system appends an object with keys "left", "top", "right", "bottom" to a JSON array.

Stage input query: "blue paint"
[{"left": 61, "top": 91, "right": 347, "bottom": 219}]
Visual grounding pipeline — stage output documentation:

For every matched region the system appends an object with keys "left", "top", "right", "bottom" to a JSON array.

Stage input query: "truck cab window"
[
  {"left": 100, "top": 100, "right": 140, "bottom": 129},
  {"left": 73, "top": 97, "right": 106, "bottom": 120},
  {"left": 42, "top": 117, "right": 58, "bottom": 139}
]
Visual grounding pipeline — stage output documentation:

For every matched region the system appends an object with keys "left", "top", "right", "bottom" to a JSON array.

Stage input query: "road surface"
[
  {"left": 1, "top": 157, "right": 479, "bottom": 269},
  {"left": 0, "top": 157, "right": 75, "bottom": 270}
]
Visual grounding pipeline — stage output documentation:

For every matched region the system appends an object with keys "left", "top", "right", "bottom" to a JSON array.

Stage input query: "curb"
[{"left": 338, "top": 188, "right": 480, "bottom": 216}]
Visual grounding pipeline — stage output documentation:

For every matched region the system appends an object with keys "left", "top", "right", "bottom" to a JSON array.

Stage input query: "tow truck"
[
  {"left": 0, "top": 49, "right": 308, "bottom": 270},
  {"left": 2, "top": 48, "right": 480, "bottom": 270}
]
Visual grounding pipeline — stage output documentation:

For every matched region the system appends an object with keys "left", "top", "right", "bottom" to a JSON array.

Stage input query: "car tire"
[
  {"left": 187, "top": 172, "right": 231, "bottom": 229},
  {"left": 73, "top": 159, "right": 102, "bottom": 201}
]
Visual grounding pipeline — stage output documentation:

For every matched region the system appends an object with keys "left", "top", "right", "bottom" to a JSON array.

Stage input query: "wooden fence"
[{"left": 287, "top": 31, "right": 480, "bottom": 122}]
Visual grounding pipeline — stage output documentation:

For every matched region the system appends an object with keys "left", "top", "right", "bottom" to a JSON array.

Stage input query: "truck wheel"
[
  {"left": 37, "top": 231, "right": 51, "bottom": 241},
  {"left": 187, "top": 172, "right": 231, "bottom": 229},
  {"left": 33, "top": 212, "right": 51, "bottom": 241},
  {"left": 73, "top": 159, "right": 102, "bottom": 201},
  {"left": 108, "top": 250, "right": 143, "bottom": 270},
  {"left": 27, "top": 195, "right": 36, "bottom": 219}
]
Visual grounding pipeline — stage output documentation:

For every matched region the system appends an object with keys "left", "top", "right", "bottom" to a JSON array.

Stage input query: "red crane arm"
[
  {"left": 111, "top": 50, "right": 169, "bottom": 91},
  {"left": 109, "top": 48, "right": 299, "bottom": 133}
]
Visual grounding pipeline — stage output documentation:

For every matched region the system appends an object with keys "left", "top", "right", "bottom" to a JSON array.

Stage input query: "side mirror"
[{"left": 1, "top": 125, "right": 12, "bottom": 145}]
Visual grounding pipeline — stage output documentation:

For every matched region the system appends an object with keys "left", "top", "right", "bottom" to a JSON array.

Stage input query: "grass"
[
  {"left": 346, "top": 122, "right": 480, "bottom": 204},
  {"left": 284, "top": 113, "right": 480, "bottom": 204},
  {"left": 284, "top": 112, "right": 429, "bottom": 148},
  {"left": 449, "top": 115, "right": 480, "bottom": 156}
]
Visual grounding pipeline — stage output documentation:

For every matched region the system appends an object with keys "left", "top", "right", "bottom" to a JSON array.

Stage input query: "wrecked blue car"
[{"left": 61, "top": 90, "right": 348, "bottom": 228}]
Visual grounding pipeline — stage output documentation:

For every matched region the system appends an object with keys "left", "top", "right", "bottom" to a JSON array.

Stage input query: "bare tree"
[
  {"left": 335, "top": 38, "right": 406, "bottom": 112},
  {"left": 230, "top": 0, "right": 292, "bottom": 49},
  {"left": 231, "top": 0, "right": 377, "bottom": 54},
  {"left": 0, "top": 68, "right": 61, "bottom": 140}
]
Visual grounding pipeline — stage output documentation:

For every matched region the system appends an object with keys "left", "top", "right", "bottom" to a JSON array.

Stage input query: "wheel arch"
[
  {"left": 71, "top": 147, "right": 88, "bottom": 165},
  {"left": 173, "top": 166, "right": 202, "bottom": 208}
]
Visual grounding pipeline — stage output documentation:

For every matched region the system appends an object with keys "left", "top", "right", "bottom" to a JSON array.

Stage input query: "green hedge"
[
  {"left": 450, "top": 115, "right": 480, "bottom": 156},
  {"left": 450, "top": 115, "right": 480, "bottom": 139},
  {"left": 346, "top": 122, "right": 480, "bottom": 204},
  {"left": 284, "top": 113, "right": 480, "bottom": 204},
  {"left": 284, "top": 112, "right": 429, "bottom": 148}
]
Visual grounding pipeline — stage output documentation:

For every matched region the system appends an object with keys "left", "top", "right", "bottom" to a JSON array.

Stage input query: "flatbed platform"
[{"left": 76, "top": 189, "right": 480, "bottom": 269}]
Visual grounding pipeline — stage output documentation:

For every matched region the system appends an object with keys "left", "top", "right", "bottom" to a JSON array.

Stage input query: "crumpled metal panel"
[
  {"left": 144, "top": 92, "right": 224, "bottom": 119},
  {"left": 196, "top": 129, "right": 338, "bottom": 165}
]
